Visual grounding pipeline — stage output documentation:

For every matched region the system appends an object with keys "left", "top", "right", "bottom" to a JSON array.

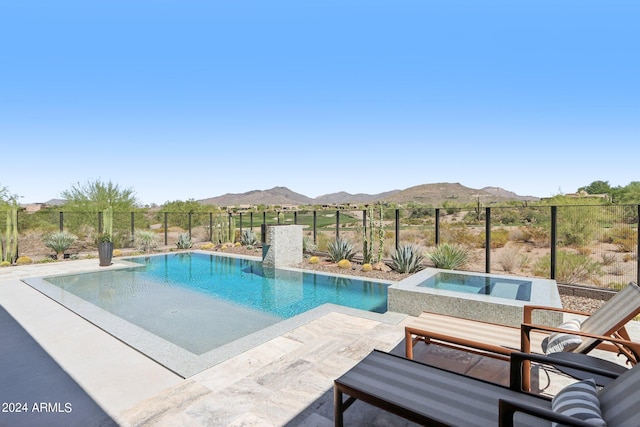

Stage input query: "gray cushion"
[
  {"left": 542, "top": 319, "right": 583, "bottom": 355},
  {"left": 551, "top": 379, "right": 606, "bottom": 426}
]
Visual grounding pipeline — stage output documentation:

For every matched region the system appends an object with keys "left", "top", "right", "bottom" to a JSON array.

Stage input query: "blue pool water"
[
  {"left": 42, "top": 252, "right": 388, "bottom": 355},
  {"left": 417, "top": 271, "right": 532, "bottom": 301}
]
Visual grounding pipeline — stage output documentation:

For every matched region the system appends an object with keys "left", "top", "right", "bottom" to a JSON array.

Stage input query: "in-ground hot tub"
[{"left": 388, "top": 268, "right": 563, "bottom": 327}]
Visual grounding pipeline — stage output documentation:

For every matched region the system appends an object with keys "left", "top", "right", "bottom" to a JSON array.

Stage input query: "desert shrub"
[
  {"left": 361, "top": 263, "right": 372, "bottom": 272},
  {"left": 426, "top": 243, "right": 470, "bottom": 270},
  {"left": 391, "top": 244, "right": 425, "bottom": 273},
  {"left": 327, "top": 239, "right": 355, "bottom": 262},
  {"left": 557, "top": 205, "right": 599, "bottom": 247},
  {"left": 608, "top": 226, "right": 637, "bottom": 252},
  {"left": 440, "top": 223, "right": 478, "bottom": 247},
  {"left": 308, "top": 256, "right": 319, "bottom": 264},
  {"left": 200, "top": 242, "right": 215, "bottom": 250},
  {"left": 316, "top": 233, "right": 331, "bottom": 252},
  {"left": 0, "top": 260, "right": 10, "bottom": 267},
  {"left": 43, "top": 231, "right": 78, "bottom": 259},
  {"left": 519, "top": 226, "right": 549, "bottom": 247},
  {"left": 623, "top": 253, "right": 635, "bottom": 262},
  {"left": 113, "top": 249, "right": 123, "bottom": 257},
  {"left": 600, "top": 253, "right": 616, "bottom": 266},
  {"left": 533, "top": 251, "right": 603, "bottom": 284},
  {"left": 135, "top": 229, "right": 159, "bottom": 254},
  {"left": 576, "top": 246, "right": 592, "bottom": 256},
  {"left": 477, "top": 228, "right": 510, "bottom": 249},
  {"left": 337, "top": 259, "right": 351, "bottom": 269},
  {"left": 240, "top": 229, "right": 259, "bottom": 248},
  {"left": 498, "top": 245, "right": 524, "bottom": 273},
  {"left": 303, "top": 235, "right": 317, "bottom": 253},
  {"left": 175, "top": 233, "right": 192, "bottom": 249}
]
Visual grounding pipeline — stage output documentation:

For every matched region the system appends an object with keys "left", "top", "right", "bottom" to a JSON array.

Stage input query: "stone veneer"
[{"left": 261, "top": 224, "right": 304, "bottom": 268}]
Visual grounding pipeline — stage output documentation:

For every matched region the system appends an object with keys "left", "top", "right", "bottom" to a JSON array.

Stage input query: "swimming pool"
[
  {"left": 23, "top": 252, "right": 392, "bottom": 376},
  {"left": 388, "top": 268, "right": 562, "bottom": 327}
]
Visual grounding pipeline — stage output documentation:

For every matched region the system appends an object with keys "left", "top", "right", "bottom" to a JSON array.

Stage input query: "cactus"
[
  {"left": 337, "top": 259, "right": 351, "bottom": 269},
  {"left": 3, "top": 204, "right": 18, "bottom": 263},
  {"left": 212, "top": 214, "right": 237, "bottom": 244},
  {"left": 103, "top": 206, "right": 113, "bottom": 240}
]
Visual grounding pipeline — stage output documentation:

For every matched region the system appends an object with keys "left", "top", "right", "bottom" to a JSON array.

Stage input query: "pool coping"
[{"left": 21, "top": 251, "right": 406, "bottom": 378}]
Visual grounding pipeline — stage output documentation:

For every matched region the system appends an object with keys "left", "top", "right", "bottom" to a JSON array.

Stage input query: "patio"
[{"left": 1, "top": 260, "right": 636, "bottom": 426}]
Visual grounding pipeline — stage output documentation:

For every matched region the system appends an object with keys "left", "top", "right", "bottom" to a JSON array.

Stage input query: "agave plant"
[
  {"left": 327, "top": 238, "right": 355, "bottom": 262},
  {"left": 426, "top": 243, "right": 470, "bottom": 270},
  {"left": 175, "top": 233, "right": 193, "bottom": 249},
  {"left": 43, "top": 231, "right": 78, "bottom": 259},
  {"left": 240, "top": 229, "right": 259, "bottom": 248},
  {"left": 391, "top": 244, "right": 425, "bottom": 273}
]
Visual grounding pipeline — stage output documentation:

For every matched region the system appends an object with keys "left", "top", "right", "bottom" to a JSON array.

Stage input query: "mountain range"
[{"left": 198, "top": 183, "right": 539, "bottom": 207}]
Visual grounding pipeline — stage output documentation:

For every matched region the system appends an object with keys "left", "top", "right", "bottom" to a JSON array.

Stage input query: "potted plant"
[{"left": 98, "top": 207, "right": 114, "bottom": 266}]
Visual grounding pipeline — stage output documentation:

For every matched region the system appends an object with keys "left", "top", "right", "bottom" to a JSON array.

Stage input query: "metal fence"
[{"left": 2, "top": 204, "right": 638, "bottom": 288}]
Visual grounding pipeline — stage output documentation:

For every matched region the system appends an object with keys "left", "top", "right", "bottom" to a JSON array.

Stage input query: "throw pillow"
[
  {"left": 542, "top": 319, "right": 583, "bottom": 355},
  {"left": 551, "top": 379, "right": 606, "bottom": 426}
]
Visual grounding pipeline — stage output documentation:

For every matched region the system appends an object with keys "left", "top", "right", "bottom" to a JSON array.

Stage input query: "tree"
[
  {"left": 578, "top": 180, "right": 612, "bottom": 195},
  {"left": 59, "top": 180, "right": 139, "bottom": 238},
  {"left": 61, "top": 180, "right": 138, "bottom": 212}
]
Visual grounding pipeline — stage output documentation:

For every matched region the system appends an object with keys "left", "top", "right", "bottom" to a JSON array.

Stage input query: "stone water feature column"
[{"left": 262, "top": 224, "right": 304, "bottom": 268}]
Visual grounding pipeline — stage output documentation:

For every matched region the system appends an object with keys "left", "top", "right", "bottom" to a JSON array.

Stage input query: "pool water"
[
  {"left": 42, "top": 252, "right": 388, "bottom": 355},
  {"left": 417, "top": 271, "right": 532, "bottom": 301}
]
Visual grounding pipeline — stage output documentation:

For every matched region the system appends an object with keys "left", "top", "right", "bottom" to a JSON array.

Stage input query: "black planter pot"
[{"left": 98, "top": 241, "right": 114, "bottom": 266}]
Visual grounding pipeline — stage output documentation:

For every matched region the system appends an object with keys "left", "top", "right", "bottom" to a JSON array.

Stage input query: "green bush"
[
  {"left": 533, "top": 251, "right": 603, "bottom": 284},
  {"left": 327, "top": 238, "right": 355, "bottom": 262},
  {"left": 43, "top": 231, "right": 78, "bottom": 259},
  {"left": 426, "top": 243, "right": 470, "bottom": 270},
  {"left": 391, "top": 244, "right": 425, "bottom": 273}
]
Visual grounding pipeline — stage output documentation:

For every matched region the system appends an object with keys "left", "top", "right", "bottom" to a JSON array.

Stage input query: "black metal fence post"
[
  {"left": 130, "top": 212, "right": 135, "bottom": 245},
  {"left": 188, "top": 212, "right": 192, "bottom": 238},
  {"left": 239, "top": 213, "right": 243, "bottom": 236},
  {"left": 336, "top": 211, "right": 340, "bottom": 241},
  {"left": 59, "top": 212, "right": 64, "bottom": 232},
  {"left": 313, "top": 210, "right": 317, "bottom": 244},
  {"left": 228, "top": 212, "right": 232, "bottom": 241},
  {"left": 435, "top": 208, "right": 440, "bottom": 245},
  {"left": 395, "top": 209, "right": 400, "bottom": 251},
  {"left": 98, "top": 211, "right": 103, "bottom": 234},
  {"left": 551, "top": 206, "right": 557, "bottom": 280},
  {"left": 485, "top": 207, "right": 491, "bottom": 273},
  {"left": 250, "top": 212, "right": 254, "bottom": 231},
  {"left": 294, "top": 211, "right": 297, "bottom": 225},
  {"left": 164, "top": 212, "right": 168, "bottom": 246}
]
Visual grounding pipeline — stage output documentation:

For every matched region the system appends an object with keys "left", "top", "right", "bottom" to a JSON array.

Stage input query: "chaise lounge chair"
[
  {"left": 334, "top": 350, "right": 640, "bottom": 426},
  {"left": 405, "top": 281, "right": 640, "bottom": 368}
]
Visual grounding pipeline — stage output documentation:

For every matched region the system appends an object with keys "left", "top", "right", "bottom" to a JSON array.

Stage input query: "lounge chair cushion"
[
  {"left": 551, "top": 379, "right": 605, "bottom": 427},
  {"left": 542, "top": 319, "right": 583, "bottom": 355}
]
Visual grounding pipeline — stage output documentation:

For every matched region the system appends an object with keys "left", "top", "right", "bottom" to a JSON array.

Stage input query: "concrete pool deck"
[{"left": 2, "top": 260, "right": 638, "bottom": 426}]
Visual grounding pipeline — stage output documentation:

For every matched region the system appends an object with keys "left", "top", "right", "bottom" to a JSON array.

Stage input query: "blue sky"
[{"left": 2, "top": 1, "right": 638, "bottom": 205}]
